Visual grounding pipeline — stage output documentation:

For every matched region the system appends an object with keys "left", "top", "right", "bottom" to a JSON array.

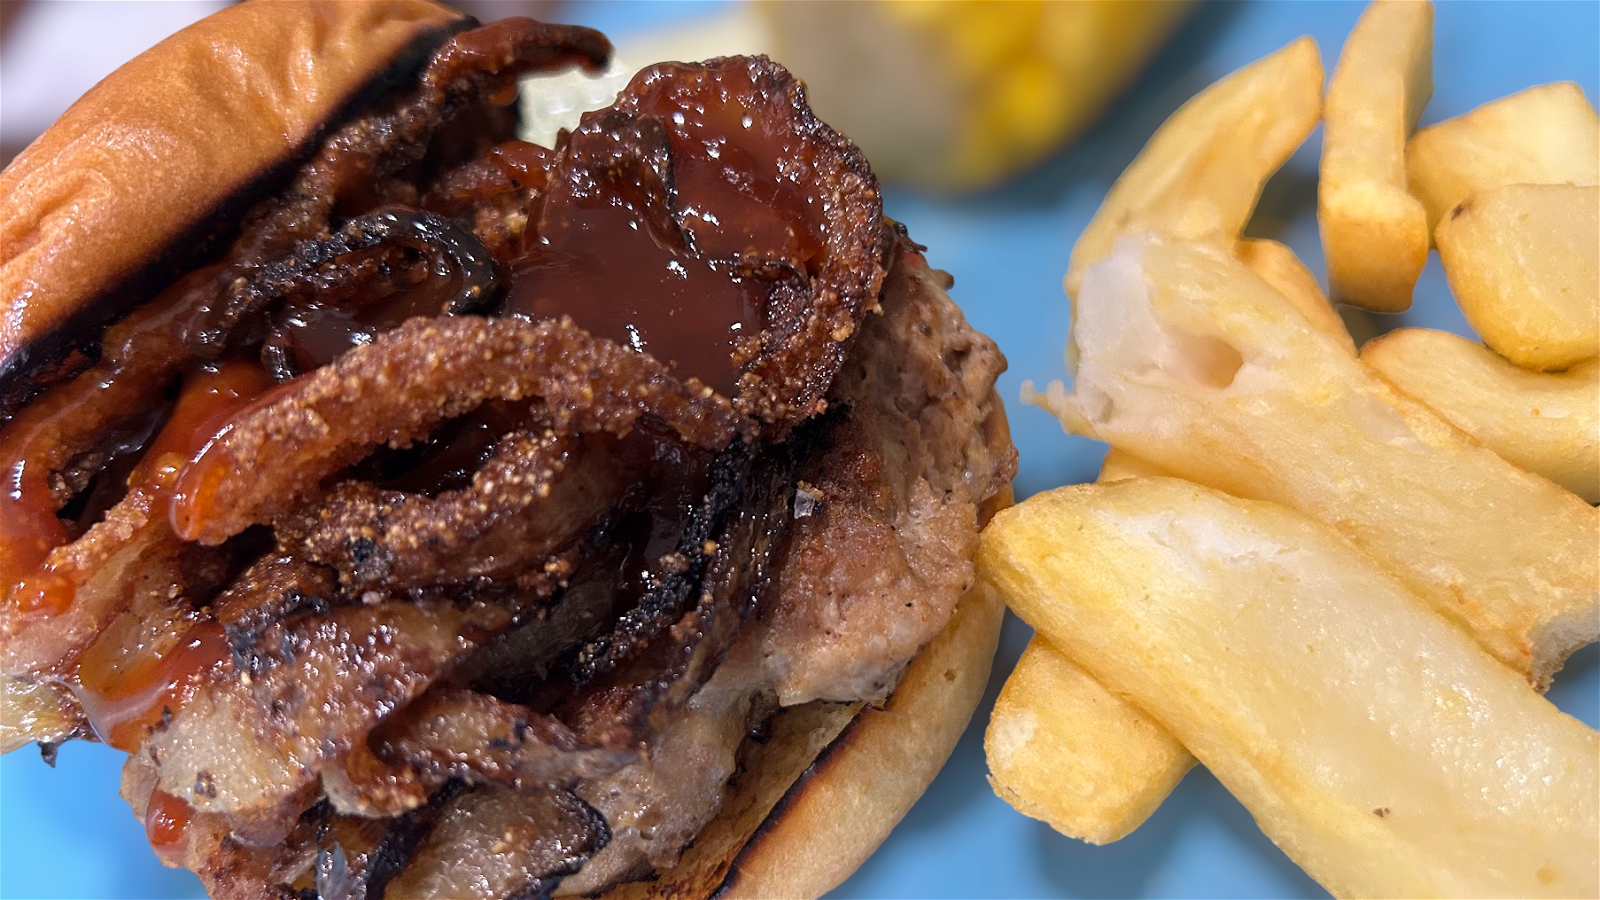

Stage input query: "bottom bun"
[{"left": 596, "top": 483, "right": 1014, "bottom": 900}]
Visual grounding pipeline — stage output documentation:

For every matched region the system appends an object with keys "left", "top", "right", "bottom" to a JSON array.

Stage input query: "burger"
[{"left": 0, "top": 3, "right": 1016, "bottom": 898}]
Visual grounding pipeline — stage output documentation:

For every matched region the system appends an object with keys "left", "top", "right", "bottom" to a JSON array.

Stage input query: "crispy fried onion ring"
[
  {"left": 280, "top": 432, "right": 619, "bottom": 593},
  {"left": 172, "top": 315, "right": 741, "bottom": 546},
  {"left": 604, "top": 57, "right": 892, "bottom": 426},
  {"left": 424, "top": 16, "right": 609, "bottom": 99}
]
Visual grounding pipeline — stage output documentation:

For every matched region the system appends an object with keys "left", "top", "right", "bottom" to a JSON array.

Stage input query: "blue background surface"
[{"left": 2, "top": 2, "right": 1597, "bottom": 898}]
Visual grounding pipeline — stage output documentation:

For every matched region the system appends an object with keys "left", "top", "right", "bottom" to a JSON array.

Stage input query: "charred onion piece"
[
  {"left": 0, "top": 677, "right": 87, "bottom": 753},
  {"left": 212, "top": 555, "right": 339, "bottom": 683},
  {"left": 560, "top": 438, "right": 799, "bottom": 751},
  {"left": 146, "top": 600, "right": 517, "bottom": 829},
  {"left": 422, "top": 17, "right": 610, "bottom": 102},
  {"left": 282, "top": 432, "right": 619, "bottom": 592},
  {"left": 259, "top": 206, "right": 503, "bottom": 382},
  {"left": 371, "top": 689, "right": 627, "bottom": 792},
  {"left": 310, "top": 783, "right": 465, "bottom": 900},
  {"left": 572, "top": 440, "right": 751, "bottom": 684},
  {"left": 172, "top": 315, "right": 741, "bottom": 546},
  {"left": 323, "top": 687, "right": 628, "bottom": 820},
  {"left": 381, "top": 786, "right": 611, "bottom": 900}
]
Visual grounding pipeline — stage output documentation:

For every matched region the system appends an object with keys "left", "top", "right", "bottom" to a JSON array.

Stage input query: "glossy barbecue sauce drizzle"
[
  {"left": 67, "top": 361, "right": 272, "bottom": 751},
  {"left": 503, "top": 60, "right": 830, "bottom": 396},
  {"left": 0, "top": 257, "right": 263, "bottom": 617},
  {"left": 74, "top": 620, "right": 230, "bottom": 753},
  {"left": 2, "top": 458, "right": 76, "bottom": 616},
  {"left": 144, "top": 789, "right": 196, "bottom": 860}
]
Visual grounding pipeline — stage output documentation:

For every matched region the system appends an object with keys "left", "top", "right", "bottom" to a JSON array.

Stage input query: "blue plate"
[{"left": 2, "top": 2, "right": 1595, "bottom": 898}]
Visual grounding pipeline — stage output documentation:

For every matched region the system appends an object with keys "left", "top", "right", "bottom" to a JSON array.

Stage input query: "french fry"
[
  {"left": 1097, "top": 447, "right": 1173, "bottom": 482},
  {"left": 1027, "top": 234, "right": 1599, "bottom": 687},
  {"left": 1233, "top": 238, "right": 1353, "bottom": 354},
  {"left": 979, "top": 477, "right": 1600, "bottom": 900},
  {"left": 986, "top": 636, "right": 1194, "bottom": 845},
  {"left": 984, "top": 451, "right": 1193, "bottom": 844},
  {"left": 1363, "top": 328, "right": 1600, "bottom": 502},
  {"left": 1064, "top": 37, "right": 1323, "bottom": 302},
  {"left": 1406, "top": 81, "right": 1600, "bottom": 232},
  {"left": 1434, "top": 183, "right": 1599, "bottom": 371},
  {"left": 1317, "top": 0, "right": 1433, "bottom": 312}
]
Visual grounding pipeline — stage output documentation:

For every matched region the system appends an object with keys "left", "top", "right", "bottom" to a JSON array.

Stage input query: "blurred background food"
[
  {"left": 523, "top": 0, "right": 1192, "bottom": 190},
  {"left": 756, "top": 0, "right": 1193, "bottom": 191},
  {"left": 1, "top": 2, "right": 1596, "bottom": 899},
  {"left": 1, "top": 0, "right": 1187, "bottom": 191}
]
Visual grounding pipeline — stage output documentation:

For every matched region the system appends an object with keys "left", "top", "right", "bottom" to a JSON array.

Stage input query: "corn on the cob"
[{"left": 763, "top": 0, "right": 1192, "bottom": 191}]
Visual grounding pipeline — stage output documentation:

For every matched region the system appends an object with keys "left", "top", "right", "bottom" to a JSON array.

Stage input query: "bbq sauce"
[
  {"left": 502, "top": 60, "right": 834, "bottom": 397},
  {"left": 502, "top": 117, "right": 763, "bottom": 397},
  {"left": 144, "top": 790, "right": 195, "bottom": 856},
  {"left": 130, "top": 361, "right": 276, "bottom": 499},
  {"left": 622, "top": 62, "right": 827, "bottom": 271},
  {"left": 74, "top": 621, "right": 228, "bottom": 753},
  {"left": 1, "top": 352, "right": 271, "bottom": 617},
  {"left": 0, "top": 480, "right": 70, "bottom": 614}
]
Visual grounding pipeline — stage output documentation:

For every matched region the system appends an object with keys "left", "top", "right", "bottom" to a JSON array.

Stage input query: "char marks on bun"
[{"left": 0, "top": 3, "right": 1017, "bottom": 898}]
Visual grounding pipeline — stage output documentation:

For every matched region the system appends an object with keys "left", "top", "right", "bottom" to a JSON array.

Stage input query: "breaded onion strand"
[
  {"left": 283, "top": 432, "right": 618, "bottom": 592},
  {"left": 172, "top": 315, "right": 741, "bottom": 546}
]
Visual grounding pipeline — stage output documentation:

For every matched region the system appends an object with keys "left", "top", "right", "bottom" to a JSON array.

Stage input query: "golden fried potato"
[
  {"left": 1064, "top": 37, "right": 1323, "bottom": 301},
  {"left": 1234, "top": 238, "right": 1354, "bottom": 354},
  {"left": 1317, "top": 0, "right": 1434, "bottom": 312},
  {"left": 979, "top": 477, "right": 1600, "bottom": 900},
  {"left": 1363, "top": 328, "right": 1600, "bottom": 502},
  {"left": 984, "top": 451, "right": 1192, "bottom": 844},
  {"left": 1028, "top": 234, "right": 1598, "bottom": 686},
  {"left": 1096, "top": 447, "right": 1173, "bottom": 482},
  {"left": 986, "top": 636, "right": 1194, "bottom": 845},
  {"left": 1434, "top": 183, "right": 1599, "bottom": 371},
  {"left": 1406, "top": 81, "right": 1600, "bottom": 231}
]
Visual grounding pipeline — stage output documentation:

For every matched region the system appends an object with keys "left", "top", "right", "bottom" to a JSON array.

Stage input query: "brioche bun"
[{"left": 0, "top": 1, "right": 468, "bottom": 404}]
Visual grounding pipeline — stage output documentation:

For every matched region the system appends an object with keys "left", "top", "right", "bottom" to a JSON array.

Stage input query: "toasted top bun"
[{"left": 0, "top": 0, "right": 465, "bottom": 394}]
